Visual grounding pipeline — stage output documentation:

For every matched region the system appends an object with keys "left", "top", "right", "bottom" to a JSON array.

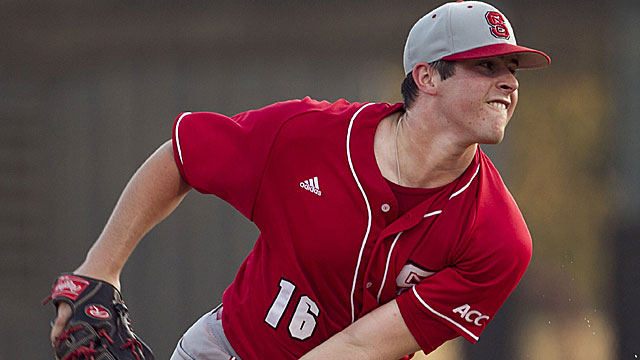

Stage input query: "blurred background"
[{"left": 2, "top": 0, "right": 638, "bottom": 358}]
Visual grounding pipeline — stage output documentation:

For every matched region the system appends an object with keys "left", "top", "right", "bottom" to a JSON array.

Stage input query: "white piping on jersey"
[
  {"left": 377, "top": 231, "right": 402, "bottom": 303},
  {"left": 424, "top": 210, "right": 443, "bottom": 218},
  {"left": 174, "top": 112, "right": 192, "bottom": 165},
  {"left": 412, "top": 286, "right": 480, "bottom": 341},
  {"left": 374, "top": 165, "right": 480, "bottom": 313},
  {"left": 346, "top": 102, "right": 376, "bottom": 323},
  {"left": 346, "top": 103, "right": 481, "bottom": 324},
  {"left": 377, "top": 210, "right": 442, "bottom": 302},
  {"left": 449, "top": 164, "right": 481, "bottom": 200}
]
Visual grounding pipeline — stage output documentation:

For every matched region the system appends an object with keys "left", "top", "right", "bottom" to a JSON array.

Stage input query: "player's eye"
[
  {"left": 506, "top": 58, "right": 520, "bottom": 75},
  {"left": 477, "top": 61, "right": 495, "bottom": 72}
]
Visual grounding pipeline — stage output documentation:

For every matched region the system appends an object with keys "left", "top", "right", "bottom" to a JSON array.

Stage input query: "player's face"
[{"left": 435, "top": 56, "right": 519, "bottom": 145}]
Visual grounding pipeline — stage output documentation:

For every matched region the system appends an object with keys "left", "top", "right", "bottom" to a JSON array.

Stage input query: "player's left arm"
[{"left": 299, "top": 299, "right": 419, "bottom": 360}]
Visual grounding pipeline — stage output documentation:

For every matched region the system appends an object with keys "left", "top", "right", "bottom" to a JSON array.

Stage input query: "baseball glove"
[{"left": 43, "top": 274, "right": 154, "bottom": 360}]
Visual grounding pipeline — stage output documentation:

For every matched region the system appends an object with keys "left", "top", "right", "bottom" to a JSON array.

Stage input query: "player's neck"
[{"left": 375, "top": 110, "right": 477, "bottom": 189}]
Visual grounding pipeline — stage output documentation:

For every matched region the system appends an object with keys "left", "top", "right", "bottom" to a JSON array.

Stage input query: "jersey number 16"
[{"left": 264, "top": 279, "right": 320, "bottom": 340}]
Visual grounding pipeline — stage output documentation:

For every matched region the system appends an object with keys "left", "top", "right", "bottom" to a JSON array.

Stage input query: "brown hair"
[{"left": 401, "top": 60, "right": 456, "bottom": 109}]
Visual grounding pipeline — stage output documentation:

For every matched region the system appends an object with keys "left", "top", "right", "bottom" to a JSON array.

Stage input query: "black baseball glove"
[{"left": 44, "top": 274, "right": 154, "bottom": 360}]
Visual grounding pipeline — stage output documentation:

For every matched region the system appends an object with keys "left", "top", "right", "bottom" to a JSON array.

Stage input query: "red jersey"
[{"left": 171, "top": 98, "right": 532, "bottom": 358}]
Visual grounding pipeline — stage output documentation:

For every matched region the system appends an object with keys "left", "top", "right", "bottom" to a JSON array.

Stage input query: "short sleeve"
[
  {"left": 396, "top": 208, "right": 532, "bottom": 349},
  {"left": 172, "top": 98, "right": 327, "bottom": 219}
]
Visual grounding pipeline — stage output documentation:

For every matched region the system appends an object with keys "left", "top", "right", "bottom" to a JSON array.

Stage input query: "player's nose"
[{"left": 496, "top": 66, "right": 518, "bottom": 93}]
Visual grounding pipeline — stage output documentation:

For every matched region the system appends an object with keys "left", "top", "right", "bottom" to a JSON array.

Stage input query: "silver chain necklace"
[{"left": 395, "top": 114, "right": 404, "bottom": 185}]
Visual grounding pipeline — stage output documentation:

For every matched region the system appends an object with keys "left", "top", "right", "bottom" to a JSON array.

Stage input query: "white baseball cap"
[{"left": 403, "top": 1, "right": 550, "bottom": 74}]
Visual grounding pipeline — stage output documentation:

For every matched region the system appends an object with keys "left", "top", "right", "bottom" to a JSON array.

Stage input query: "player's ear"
[{"left": 412, "top": 62, "right": 438, "bottom": 95}]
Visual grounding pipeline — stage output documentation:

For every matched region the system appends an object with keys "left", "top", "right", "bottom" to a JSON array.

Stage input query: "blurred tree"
[
  {"left": 612, "top": 2, "right": 640, "bottom": 358},
  {"left": 506, "top": 72, "right": 613, "bottom": 358}
]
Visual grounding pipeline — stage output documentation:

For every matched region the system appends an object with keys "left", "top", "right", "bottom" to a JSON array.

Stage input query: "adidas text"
[{"left": 300, "top": 176, "right": 322, "bottom": 196}]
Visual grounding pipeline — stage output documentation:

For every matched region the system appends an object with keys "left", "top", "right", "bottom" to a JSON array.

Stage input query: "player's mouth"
[{"left": 487, "top": 100, "right": 509, "bottom": 111}]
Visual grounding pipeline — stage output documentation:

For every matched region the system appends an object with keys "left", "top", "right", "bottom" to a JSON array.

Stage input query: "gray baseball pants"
[{"left": 170, "top": 306, "right": 242, "bottom": 360}]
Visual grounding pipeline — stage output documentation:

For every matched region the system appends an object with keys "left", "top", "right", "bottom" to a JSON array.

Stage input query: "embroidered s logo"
[
  {"left": 485, "top": 11, "right": 510, "bottom": 39},
  {"left": 395, "top": 262, "right": 436, "bottom": 295}
]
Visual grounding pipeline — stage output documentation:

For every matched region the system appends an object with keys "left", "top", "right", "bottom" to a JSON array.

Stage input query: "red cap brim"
[{"left": 442, "top": 43, "right": 550, "bottom": 69}]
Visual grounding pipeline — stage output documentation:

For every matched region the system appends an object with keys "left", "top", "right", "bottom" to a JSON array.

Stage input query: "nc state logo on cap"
[
  {"left": 85, "top": 304, "right": 111, "bottom": 320},
  {"left": 485, "top": 11, "right": 510, "bottom": 39}
]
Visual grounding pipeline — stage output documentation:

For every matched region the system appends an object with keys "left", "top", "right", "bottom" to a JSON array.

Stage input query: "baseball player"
[{"left": 49, "top": 1, "right": 550, "bottom": 359}]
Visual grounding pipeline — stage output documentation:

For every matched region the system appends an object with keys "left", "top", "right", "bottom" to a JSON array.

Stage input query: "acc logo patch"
[
  {"left": 452, "top": 304, "right": 490, "bottom": 326},
  {"left": 485, "top": 11, "right": 510, "bottom": 39},
  {"left": 85, "top": 304, "right": 111, "bottom": 320}
]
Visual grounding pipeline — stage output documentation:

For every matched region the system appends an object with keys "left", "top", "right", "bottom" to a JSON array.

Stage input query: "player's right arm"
[
  {"left": 300, "top": 299, "right": 421, "bottom": 360},
  {"left": 50, "top": 139, "right": 191, "bottom": 345}
]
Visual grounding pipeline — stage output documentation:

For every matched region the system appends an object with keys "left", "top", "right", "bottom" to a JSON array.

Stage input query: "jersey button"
[
  {"left": 366, "top": 282, "right": 373, "bottom": 288},
  {"left": 381, "top": 203, "right": 391, "bottom": 212}
]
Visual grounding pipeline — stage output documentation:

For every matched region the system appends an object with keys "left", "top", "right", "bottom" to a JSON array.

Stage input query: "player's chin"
[
  {"left": 480, "top": 116, "right": 510, "bottom": 144},
  {"left": 478, "top": 130, "right": 506, "bottom": 144}
]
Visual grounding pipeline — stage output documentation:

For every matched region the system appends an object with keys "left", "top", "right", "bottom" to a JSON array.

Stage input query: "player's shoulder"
[
  {"left": 237, "top": 98, "right": 402, "bottom": 142},
  {"left": 248, "top": 97, "right": 400, "bottom": 119},
  {"left": 233, "top": 97, "right": 363, "bottom": 121},
  {"left": 471, "top": 150, "right": 533, "bottom": 259}
]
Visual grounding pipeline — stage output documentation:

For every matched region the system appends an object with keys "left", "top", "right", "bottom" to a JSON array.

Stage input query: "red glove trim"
[{"left": 52, "top": 275, "right": 90, "bottom": 301}]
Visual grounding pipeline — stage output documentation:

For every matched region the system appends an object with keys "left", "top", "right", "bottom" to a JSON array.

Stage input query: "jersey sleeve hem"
[
  {"left": 410, "top": 287, "right": 479, "bottom": 343},
  {"left": 172, "top": 112, "right": 192, "bottom": 185},
  {"left": 397, "top": 295, "right": 439, "bottom": 353},
  {"left": 397, "top": 287, "right": 478, "bottom": 350}
]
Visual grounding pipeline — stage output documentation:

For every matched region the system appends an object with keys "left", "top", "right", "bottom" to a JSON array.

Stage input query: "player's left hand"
[{"left": 44, "top": 273, "right": 154, "bottom": 359}]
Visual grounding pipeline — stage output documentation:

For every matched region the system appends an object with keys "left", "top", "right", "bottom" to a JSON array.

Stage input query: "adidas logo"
[{"left": 299, "top": 176, "right": 322, "bottom": 196}]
